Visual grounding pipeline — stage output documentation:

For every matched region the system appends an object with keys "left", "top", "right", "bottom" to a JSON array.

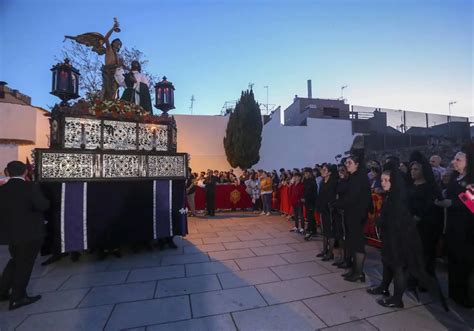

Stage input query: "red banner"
[{"left": 194, "top": 184, "right": 252, "bottom": 210}]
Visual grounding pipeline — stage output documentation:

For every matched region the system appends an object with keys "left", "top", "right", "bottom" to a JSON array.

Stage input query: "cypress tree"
[{"left": 223, "top": 89, "right": 263, "bottom": 169}]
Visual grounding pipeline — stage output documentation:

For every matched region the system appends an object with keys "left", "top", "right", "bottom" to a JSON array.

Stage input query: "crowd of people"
[
  {"left": 186, "top": 143, "right": 474, "bottom": 310},
  {"left": 0, "top": 144, "right": 472, "bottom": 311}
]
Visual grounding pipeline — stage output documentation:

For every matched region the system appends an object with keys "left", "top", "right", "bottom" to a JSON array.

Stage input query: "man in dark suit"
[
  {"left": 0, "top": 161, "right": 49, "bottom": 310},
  {"left": 204, "top": 170, "right": 218, "bottom": 216}
]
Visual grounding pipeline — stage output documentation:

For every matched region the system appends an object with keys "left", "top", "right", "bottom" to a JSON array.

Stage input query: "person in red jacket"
[{"left": 289, "top": 172, "right": 305, "bottom": 233}]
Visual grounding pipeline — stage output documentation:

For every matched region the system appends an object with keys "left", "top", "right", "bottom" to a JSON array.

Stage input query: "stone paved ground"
[{"left": 0, "top": 212, "right": 473, "bottom": 331}]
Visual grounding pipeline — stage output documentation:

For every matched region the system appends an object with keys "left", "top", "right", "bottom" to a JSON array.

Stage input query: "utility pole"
[
  {"left": 189, "top": 95, "right": 195, "bottom": 115},
  {"left": 448, "top": 101, "right": 457, "bottom": 122}
]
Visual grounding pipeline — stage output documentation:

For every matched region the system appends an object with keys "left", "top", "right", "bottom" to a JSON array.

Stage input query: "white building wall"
[
  {"left": 174, "top": 114, "right": 233, "bottom": 172},
  {"left": 255, "top": 109, "right": 355, "bottom": 170},
  {"left": 0, "top": 104, "right": 49, "bottom": 174}
]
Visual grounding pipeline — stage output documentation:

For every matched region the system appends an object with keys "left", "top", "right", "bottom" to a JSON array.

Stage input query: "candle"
[
  {"left": 80, "top": 123, "right": 86, "bottom": 148},
  {"left": 152, "top": 128, "right": 157, "bottom": 150}
]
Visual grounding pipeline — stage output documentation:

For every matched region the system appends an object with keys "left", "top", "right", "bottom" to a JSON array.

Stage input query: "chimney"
[{"left": 307, "top": 80, "right": 312, "bottom": 99}]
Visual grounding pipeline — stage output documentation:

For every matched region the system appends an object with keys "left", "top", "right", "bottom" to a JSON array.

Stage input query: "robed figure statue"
[{"left": 116, "top": 61, "right": 153, "bottom": 113}]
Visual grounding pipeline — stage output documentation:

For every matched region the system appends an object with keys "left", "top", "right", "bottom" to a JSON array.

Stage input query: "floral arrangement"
[
  {"left": 54, "top": 99, "right": 173, "bottom": 125},
  {"left": 88, "top": 99, "right": 149, "bottom": 117}
]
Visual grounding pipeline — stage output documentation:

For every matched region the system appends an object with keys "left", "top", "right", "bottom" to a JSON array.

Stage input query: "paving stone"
[
  {"left": 232, "top": 301, "right": 326, "bottom": 331},
  {"left": 259, "top": 237, "right": 301, "bottom": 246},
  {"left": 217, "top": 230, "right": 250, "bottom": 237},
  {"left": 155, "top": 274, "right": 221, "bottom": 297},
  {"left": 186, "top": 260, "right": 240, "bottom": 276},
  {"left": 105, "top": 296, "right": 190, "bottom": 330},
  {"left": 202, "top": 236, "right": 240, "bottom": 244},
  {"left": 223, "top": 240, "right": 264, "bottom": 250},
  {"left": 191, "top": 286, "right": 267, "bottom": 317},
  {"left": 256, "top": 277, "right": 329, "bottom": 304},
  {"left": 250, "top": 244, "right": 296, "bottom": 256},
  {"left": 303, "top": 289, "right": 395, "bottom": 326},
  {"left": 366, "top": 304, "right": 472, "bottom": 331},
  {"left": 271, "top": 261, "right": 331, "bottom": 280},
  {"left": 27, "top": 274, "right": 70, "bottom": 293},
  {"left": 288, "top": 241, "right": 323, "bottom": 252},
  {"left": 79, "top": 281, "right": 156, "bottom": 307},
  {"left": 45, "top": 260, "right": 111, "bottom": 277},
  {"left": 235, "top": 255, "right": 288, "bottom": 270},
  {"left": 208, "top": 248, "right": 256, "bottom": 261},
  {"left": 0, "top": 289, "right": 89, "bottom": 331},
  {"left": 147, "top": 314, "right": 236, "bottom": 331},
  {"left": 161, "top": 253, "right": 210, "bottom": 266},
  {"left": 237, "top": 233, "right": 275, "bottom": 241},
  {"left": 16, "top": 305, "right": 113, "bottom": 331},
  {"left": 127, "top": 265, "right": 185, "bottom": 282},
  {"left": 320, "top": 320, "right": 378, "bottom": 331},
  {"left": 280, "top": 250, "right": 320, "bottom": 264},
  {"left": 60, "top": 270, "right": 129, "bottom": 290},
  {"left": 186, "top": 232, "right": 219, "bottom": 238},
  {"left": 311, "top": 272, "right": 376, "bottom": 293},
  {"left": 183, "top": 243, "right": 226, "bottom": 254},
  {"left": 217, "top": 268, "right": 280, "bottom": 289},
  {"left": 183, "top": 237, "right": 204, "bottom": 245},
  {"left": 105, "top": 254, "right": 163, "bottom": 271}
]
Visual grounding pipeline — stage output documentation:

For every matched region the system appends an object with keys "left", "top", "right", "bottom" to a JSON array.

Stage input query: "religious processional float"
[{"left": 34, "top": 19, "right": 188, "bottom": 255}]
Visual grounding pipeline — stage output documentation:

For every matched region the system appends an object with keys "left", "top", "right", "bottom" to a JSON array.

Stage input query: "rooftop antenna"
[
  {"left": 189, "top": 95, "right": 195, "bottom": 115},
  {"left": 264, "top": 85, "right": 269, "bottom": 115}
]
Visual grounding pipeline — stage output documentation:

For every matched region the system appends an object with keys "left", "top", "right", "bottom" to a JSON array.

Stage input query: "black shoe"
[
  {"left": 341, "top": 269, "right": 354, "bottom": 277},
  {"left": 304, "top": 233, "right": 313, "bottom": 241},
  {"left": 9, "top": 295, "right": 42, "bottom": 311},
  {"left": 337, "top": 261, "right": 352, "bottom": 269},
  {"left": 112, "top": 249, "right": 122, "bottom": 258},
  {"left": 316, "top": 251, "right": 326, "bottom": 258},
  {"left": 332, "top": 260, "right": 344, "bottom": 266},
  {"left": 377, "top": 297, "right": 404, "bottom": 308},
  {"left": 321, "top": 254, "right": 334, "bottom": 262},
  {"left": 167, "top": 239, "right": 178, "bottom": 249},
  {"left": 344, "top": 273, "right": 366, "bottom": 283},
  {"left": 70, "top": 252, "right": 81, "bottom": 262},
  {"left": 367, "top": 287, "right": 390, "bottom": 297}
]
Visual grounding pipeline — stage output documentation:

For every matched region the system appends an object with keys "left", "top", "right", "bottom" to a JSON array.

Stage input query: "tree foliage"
[
  {"left": 223, "top": 89, "right": 263, "bottom": 169},
  {"left": 58, "top": 40, "right": 158, "bottom": 101}
]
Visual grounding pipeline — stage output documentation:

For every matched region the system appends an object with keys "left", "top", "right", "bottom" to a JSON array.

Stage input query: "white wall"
[
  {"left": 255, "top": 109, "right": 355, "bottom": 170},
  {"left": 0, "top": 104, "right": 50, "bottom": 174},
  {"left": 174, "top": 114, "right": 233, "bottom": 172}
]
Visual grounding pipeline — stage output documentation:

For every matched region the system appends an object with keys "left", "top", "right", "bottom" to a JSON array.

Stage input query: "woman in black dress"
[
  {"left": 370, "top": 166, "right": 448, "bottom": 309},
  {"left": 436, "top": 144, "right": 474, "bottom": 308},
  {"left": 335, "top": 151, "right": 372, "bottom": 282},
  {"left": 408, "top": 151, "right": 442, "bottom": 279},
  {"left": 333, "top": 164, "right": 350, "bottom": 267},
  {"left": 316, "top": 164, "right": 338, "bottom": 261}
]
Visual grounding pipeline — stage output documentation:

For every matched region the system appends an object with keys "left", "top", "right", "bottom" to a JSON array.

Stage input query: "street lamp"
[
  {"left": 341, "top": 85, "right": 348, "bottom": 101},
  {"left": 154, "top": 76, "right": 175, "bottom": 116},
  {"left": 50, "top": 58, "right": 80, "bottom": 106},
  {"left": 448, "top": 101, "right": 457, "bottom": 122}
]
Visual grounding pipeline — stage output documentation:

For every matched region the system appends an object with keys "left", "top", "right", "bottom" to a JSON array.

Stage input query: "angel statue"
[{"left": 65, "top": 18, "right": 123, "bottom": 101}]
